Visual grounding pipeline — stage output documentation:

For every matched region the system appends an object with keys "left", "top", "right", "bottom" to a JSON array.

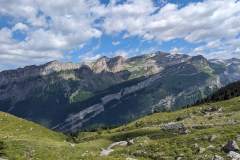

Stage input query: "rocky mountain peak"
[
  {"left": 188, "top": 55, "right": 209, "bottom": 65},
  {"left": 91, "top": 56, "right": 126, "bottom": 73},
  {"left": 108, "top": 56, "right": 125, "bottom": 72},
  {"left": 91, "top": 56, "right": 110, "bottom": 73}
]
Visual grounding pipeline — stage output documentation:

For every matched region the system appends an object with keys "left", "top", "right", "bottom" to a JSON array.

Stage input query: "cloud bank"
[{"left": 0, "top": 0, "right": 239, "bottom": 70}]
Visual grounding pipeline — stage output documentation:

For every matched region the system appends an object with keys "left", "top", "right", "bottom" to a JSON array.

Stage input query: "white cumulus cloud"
[{"left": 0, "top": 0, "right": 240, "bottom": 70}]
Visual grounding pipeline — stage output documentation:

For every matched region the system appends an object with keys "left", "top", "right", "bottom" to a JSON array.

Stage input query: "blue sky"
[{"left": 0, "top": 0, "right": 239, "bottom": 70}]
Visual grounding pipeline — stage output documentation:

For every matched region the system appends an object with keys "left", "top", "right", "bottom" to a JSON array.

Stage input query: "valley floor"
[{"left": 1, "top": 97, "right": 240, "bottom": 160}]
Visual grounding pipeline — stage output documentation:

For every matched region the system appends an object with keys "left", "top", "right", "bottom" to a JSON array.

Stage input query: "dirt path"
[{"left": 100, "top": 141, "right": 128, "bottom": 156}]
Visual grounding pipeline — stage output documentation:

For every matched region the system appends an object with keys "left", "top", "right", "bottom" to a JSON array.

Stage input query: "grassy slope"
[
  {"left": 0, "top": 112, "right": 110, "bottom": 160},
  {"left": 77, "top": 96, "right": 240, "bottom": 160},
  {"left": 1, "top": 96, "right": 240, "bottom": 159}
]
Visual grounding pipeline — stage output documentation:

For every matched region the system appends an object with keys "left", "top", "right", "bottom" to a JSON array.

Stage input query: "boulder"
[
  {"left": 179, "top": 127, "right": 190, "bottom": 134},
  {"left": 127, "top": 139, "right": 134, "bottom": 146},
  {"left": 207, "top": 145, "right": 215, "bottom": 149},
  {"left": 162, "top": 122, "right": 184, "bottom": 130},
  {"left": 223, "top": 140, "right": 240, "bottom": 153},
  {"left": 209, "top": 135, "right": 218, "bottom": 142},
  {"left": 194, "top": 143, "right": 199, "bottom": 148},
  {"left": 162, "top": 122, "right": 189, "bottom": 134},
  {"left": 228, "top": 151, "right": 240, "bottom": 160},
  {"left": 176, "top": 154, "right": 184, "bottom": 160},
  {"left": 236, "top": 135, "right": 240, "bottom": 142},
  {"left": 212, "top": 155, "right": 224, "bottom": 160},
  {"left": 198, "top": 147, "right": 206, "bottom": 154},
  {"left": 69, "top": 143, "right": 75, "bottom": 147},
  {"left": 201, "top": 106, "right": 220, "bottom": 114}
]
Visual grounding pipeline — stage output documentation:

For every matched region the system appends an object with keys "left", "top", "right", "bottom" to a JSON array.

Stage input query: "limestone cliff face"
[{"left": 41, "top": 61, "right": 81, "bottom": 75}]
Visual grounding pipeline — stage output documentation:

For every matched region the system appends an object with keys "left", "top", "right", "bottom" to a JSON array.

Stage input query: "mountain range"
[
  {"left": 1, "top": 80, "right": 240, "bottom": 160},
  {"left": 0, "top": 51, "right": 240, "bottom": 132}
]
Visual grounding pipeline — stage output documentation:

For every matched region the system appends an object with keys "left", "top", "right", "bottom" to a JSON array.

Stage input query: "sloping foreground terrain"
[
  {"left": 1, "top": 96, "right": 240, "bottom": 159},
  {"left": 0, "top": 111, "right": 110, "bottom": 160},
  {"left": 1, "top": 52, "right": 240, "bottom": 132}
]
